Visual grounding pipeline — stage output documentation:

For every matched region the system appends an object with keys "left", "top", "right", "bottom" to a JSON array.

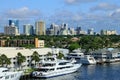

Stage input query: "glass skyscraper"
[
  {"left": 9, "top": 19, "right": 19, "bottom": 33},
  {"left": 9, "top": 19, "right": 19, "bottom": 27},
  {"left": 23, "top": 24, "right": 34, "bottom": 35}
]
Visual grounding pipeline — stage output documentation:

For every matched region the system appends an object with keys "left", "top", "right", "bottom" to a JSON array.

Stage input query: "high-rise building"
[
  {"left": 101, "top": 30, "right": 106, "bottom": 35},
  {"left": 100, "top": 30, "right": 117, "bottom": 35},
  {"left": 35, "top": 21, "right": 46, "bottom": 35},
  {"left": 9, "top": 19, "right": 19, "bottom": 27},
  {"left": 4, "top": 25, "right": 19, "bottom": 36},
  {"left": 88, "top": 28, "right": 94, "bottom": 35},
  {"left": 49, "top": 23, "right": 59, "bottom": 35},
  {"left": 61, "top": 23, "right": 68, "bottom": 30},
  {"left": 23, "top": 24, "right": 34, "bottom": 35},
  {"left": 69, "top": 27, "right": 75, "bottom": 35},
  {"left": 54, "top": 25, "right": 59, "bottom": 35},
  {"left": 59, "top": 23, "right": 69, "bottom": 35},
  {"left": 76, "top": 26, "right": 82, "bottom": 35},
  {"left": 9, "top": 19, "right": 19, "bottom": 31}
]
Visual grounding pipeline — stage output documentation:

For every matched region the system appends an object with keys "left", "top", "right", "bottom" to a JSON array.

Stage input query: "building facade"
[
  {"left": 9, "top": 19, "right": 19, "bottom": 27},
  {"left": 0, "top": 47, "right": 69, "bottom": 70},
  {"left": 48, "top": 23, "right": 60, "bottom": 35},
  {"left": 9, "top": 19, "right": 19, "bottom": 33},
  {"left": 88, "top": 28, "right": 94, "bottom": 35},
  {"left": 23, "top": 24, "right": 34, "bottom": 35},
  {"left": 0, "top": 38, "right": 44, "bottom": 48},
  {"left": 4, "top": 25, "right": 19, "bottom": 36},
  {"left": 101, "top": 30, "right": 117, "bottom": 35},
  {"left": 35, "top": 38, "right": 44, "bottom": 48},
  {"left": 90, "top": 48, "right": 120, "bottom": 63},
  {"left": 35, "top": 21, "right": 46, "bottom": 35}
]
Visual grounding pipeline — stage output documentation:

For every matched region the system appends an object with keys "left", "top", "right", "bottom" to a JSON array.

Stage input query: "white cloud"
[
  {"left": 72, "top": 14, "right": 83, "bottom": 21},
  {"left": 109, "top": 8, "right": 120, "bottom": 18},
  {"left": 66, "top": 0, "right": 76, "bottom": 4},
  {"left": 90, "top": 3, "right": 120, "bottom": 11},
  {"left": 65, "top": 0, "right": 97, "bottom": 4},
  {"left": 49, "top": 10, "right": 83, "bottom": 24},
  {"left": 3, "top": 7, "right": 41, "bottom": 19}
]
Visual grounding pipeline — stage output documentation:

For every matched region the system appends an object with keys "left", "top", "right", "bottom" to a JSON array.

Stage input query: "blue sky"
[{"left": 0, "top": 0, "right": 120, "bottom": 33}]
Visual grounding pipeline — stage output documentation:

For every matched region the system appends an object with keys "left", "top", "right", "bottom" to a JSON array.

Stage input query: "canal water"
[{"left": 21, "top": 62, "right": 120, "bottom": 80}]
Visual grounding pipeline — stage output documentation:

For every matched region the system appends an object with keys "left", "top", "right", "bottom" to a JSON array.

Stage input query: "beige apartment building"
[
  {"left": 35, "top": 21, "right": 46, "bottom": 35},
  {"left": 0, "top": 38, "right": 44, "bottom": 48}
]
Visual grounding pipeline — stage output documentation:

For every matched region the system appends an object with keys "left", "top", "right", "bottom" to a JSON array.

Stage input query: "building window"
[
  {"left": 27, "top": 60, "right": 30, "bottom": 62},
  {"left": 13, "top": 62, "right": 16, "bottom": 64},
  {"left": 13, "top": 58, "right": 16, "bottom": 60}
]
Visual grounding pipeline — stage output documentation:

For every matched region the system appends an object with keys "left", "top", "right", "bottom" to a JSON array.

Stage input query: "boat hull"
[
  {"left": 32, "top": 64, "right": 81, "bottom": 78},
  {"left": 1, "top": 71, "right": 23, "bottom": 80}
]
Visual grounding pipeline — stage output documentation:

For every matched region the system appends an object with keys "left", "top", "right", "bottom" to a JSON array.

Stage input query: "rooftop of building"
[
  {"left": 0, "top": 47, "right": 69, "bottom": 58},
  {"left": 0, "top": 47, "right": 52, "bottom": 58},
  {"left": 91, "top": 48, "right": 120, "bottom": 54}
]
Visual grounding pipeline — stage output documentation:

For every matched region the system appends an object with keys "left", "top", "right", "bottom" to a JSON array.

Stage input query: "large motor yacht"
[
  {"left": 0, "top": 67, "right": 23, "bottom": 80},
  {"left": 66, "top": 51, "right": 96, "bottom": 65},
  {"left": 32, "top": 56, "right": 82, "bottom": 78}
]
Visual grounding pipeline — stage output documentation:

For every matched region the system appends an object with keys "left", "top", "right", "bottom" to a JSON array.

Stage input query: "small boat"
[
  {"left": 32, "top": 56, "right": 82, "bottom": 78},
  {"left": 0, "top": 67, "right": 23, "bottom": 80}
]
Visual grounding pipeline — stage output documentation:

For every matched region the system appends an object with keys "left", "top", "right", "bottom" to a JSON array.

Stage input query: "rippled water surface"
[{"left": 22, "top": 62, "right": 120, "bottom": 80}]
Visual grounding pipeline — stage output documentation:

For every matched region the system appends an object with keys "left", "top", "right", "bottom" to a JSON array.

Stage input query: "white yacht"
[
  {"left": 66, "top": 52, "right": 96, "bottom": 65},
  {"left": 66, "top": 52, "right": 84, "bottom": 60},
  {"left": 0, "top": 67, "right": 23, "bottom": 80},
  {"left": 32, "top": 56, "right": 82, "bottom": 78}
]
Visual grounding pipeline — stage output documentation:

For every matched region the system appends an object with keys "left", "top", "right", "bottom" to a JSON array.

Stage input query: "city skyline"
[{"left": 0, "top": 0, "right": 120, "bottom": 33}]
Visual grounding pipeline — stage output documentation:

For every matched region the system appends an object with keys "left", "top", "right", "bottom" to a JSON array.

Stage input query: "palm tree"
[
  {"left": 0, "top": 54, "right": 11, "bottom": 67},
  {"left": 5, "top": 58, "right": 11, "bottom": 67},
  {"left": 17, "top": 52, "right": 26, "bottom": 70},
  {"left": 0, "top": 56, "right": 2, "bottom": 66},
  {"left": 5, "top": 38, "right": 10, "bottom": 47},
  {"left": 31, "top": 51, "right": 40, "bottom": 66},
  {"left": 57, "top": 52, "right": 64, "bottom": 59},
  {"left": 46, "top": 52, "right": 52, "bottom": 56}
]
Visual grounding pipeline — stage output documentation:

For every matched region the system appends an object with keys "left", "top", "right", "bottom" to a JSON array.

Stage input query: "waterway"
[{"left": 21, "top": 62, "right": 120, "bottom": 80}]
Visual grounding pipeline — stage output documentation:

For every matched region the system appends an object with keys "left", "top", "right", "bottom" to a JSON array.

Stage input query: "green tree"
[
  {"left": 0, "top": 54, "right": 11, "bottom": 67},
  {"left": 31, "top": 51, "right": 40, "bottom": 66},
  {"left": 17, "top": 52, "right": 26, "bottom": 70},
  {"left": 5, "top": 58, "right": 11, "bottom": 67},
  {"left": 0, "top": 56, "right": 2, "bottom": 66},
  {"left": 102, "top": 37, "right": 112, "bottom": 48},
  {"left": 80, "top": 36, "right": 103, "bottom": 53},
  {"left": 5, "top": 38, "right": 10, "bottom": 47},
  {"left": 68, "top": 43, "right": 80, "bottom": 52},
  {"left": 46, "top": 52, "right": 52, "bottom": 56},
  {"left": 57, "top": 52, "right": 64, "bottom": 59}
]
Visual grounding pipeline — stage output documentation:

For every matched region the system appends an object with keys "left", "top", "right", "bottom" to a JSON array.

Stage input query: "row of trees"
[
  {"left": 0, "top": 51, "right": 41, "bottom": 69},
  {"left": 2, "top": 35, "right": 120, "bottom": 52},
  {"left": 0, "top": 51, "right": 65, "bottom": 69},
  {"left": 0, "top": 54, "right": 11, "bottom": 67},
  {"left": 79, "top": 36, "right": 112, "bottom": 53},
  {"left": 68, "top": 36, "right": 120, "bottom": 53}
]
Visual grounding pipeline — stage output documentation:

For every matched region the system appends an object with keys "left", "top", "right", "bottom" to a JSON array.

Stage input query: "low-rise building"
[
  {"left": 0, "top": 38, "right": 44, "bottom": 48},
  {"left": 0, "top": 47, "right": 69, "bottom": 70},
  {"left": 90, "top": 48, "right": 120, "bottom": 63},
  {"left": 35, "top": 38, "right": 44, "bottom": 48},
  {"left": 4, "top": 22, "right": 20, "bottom": 36}
]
